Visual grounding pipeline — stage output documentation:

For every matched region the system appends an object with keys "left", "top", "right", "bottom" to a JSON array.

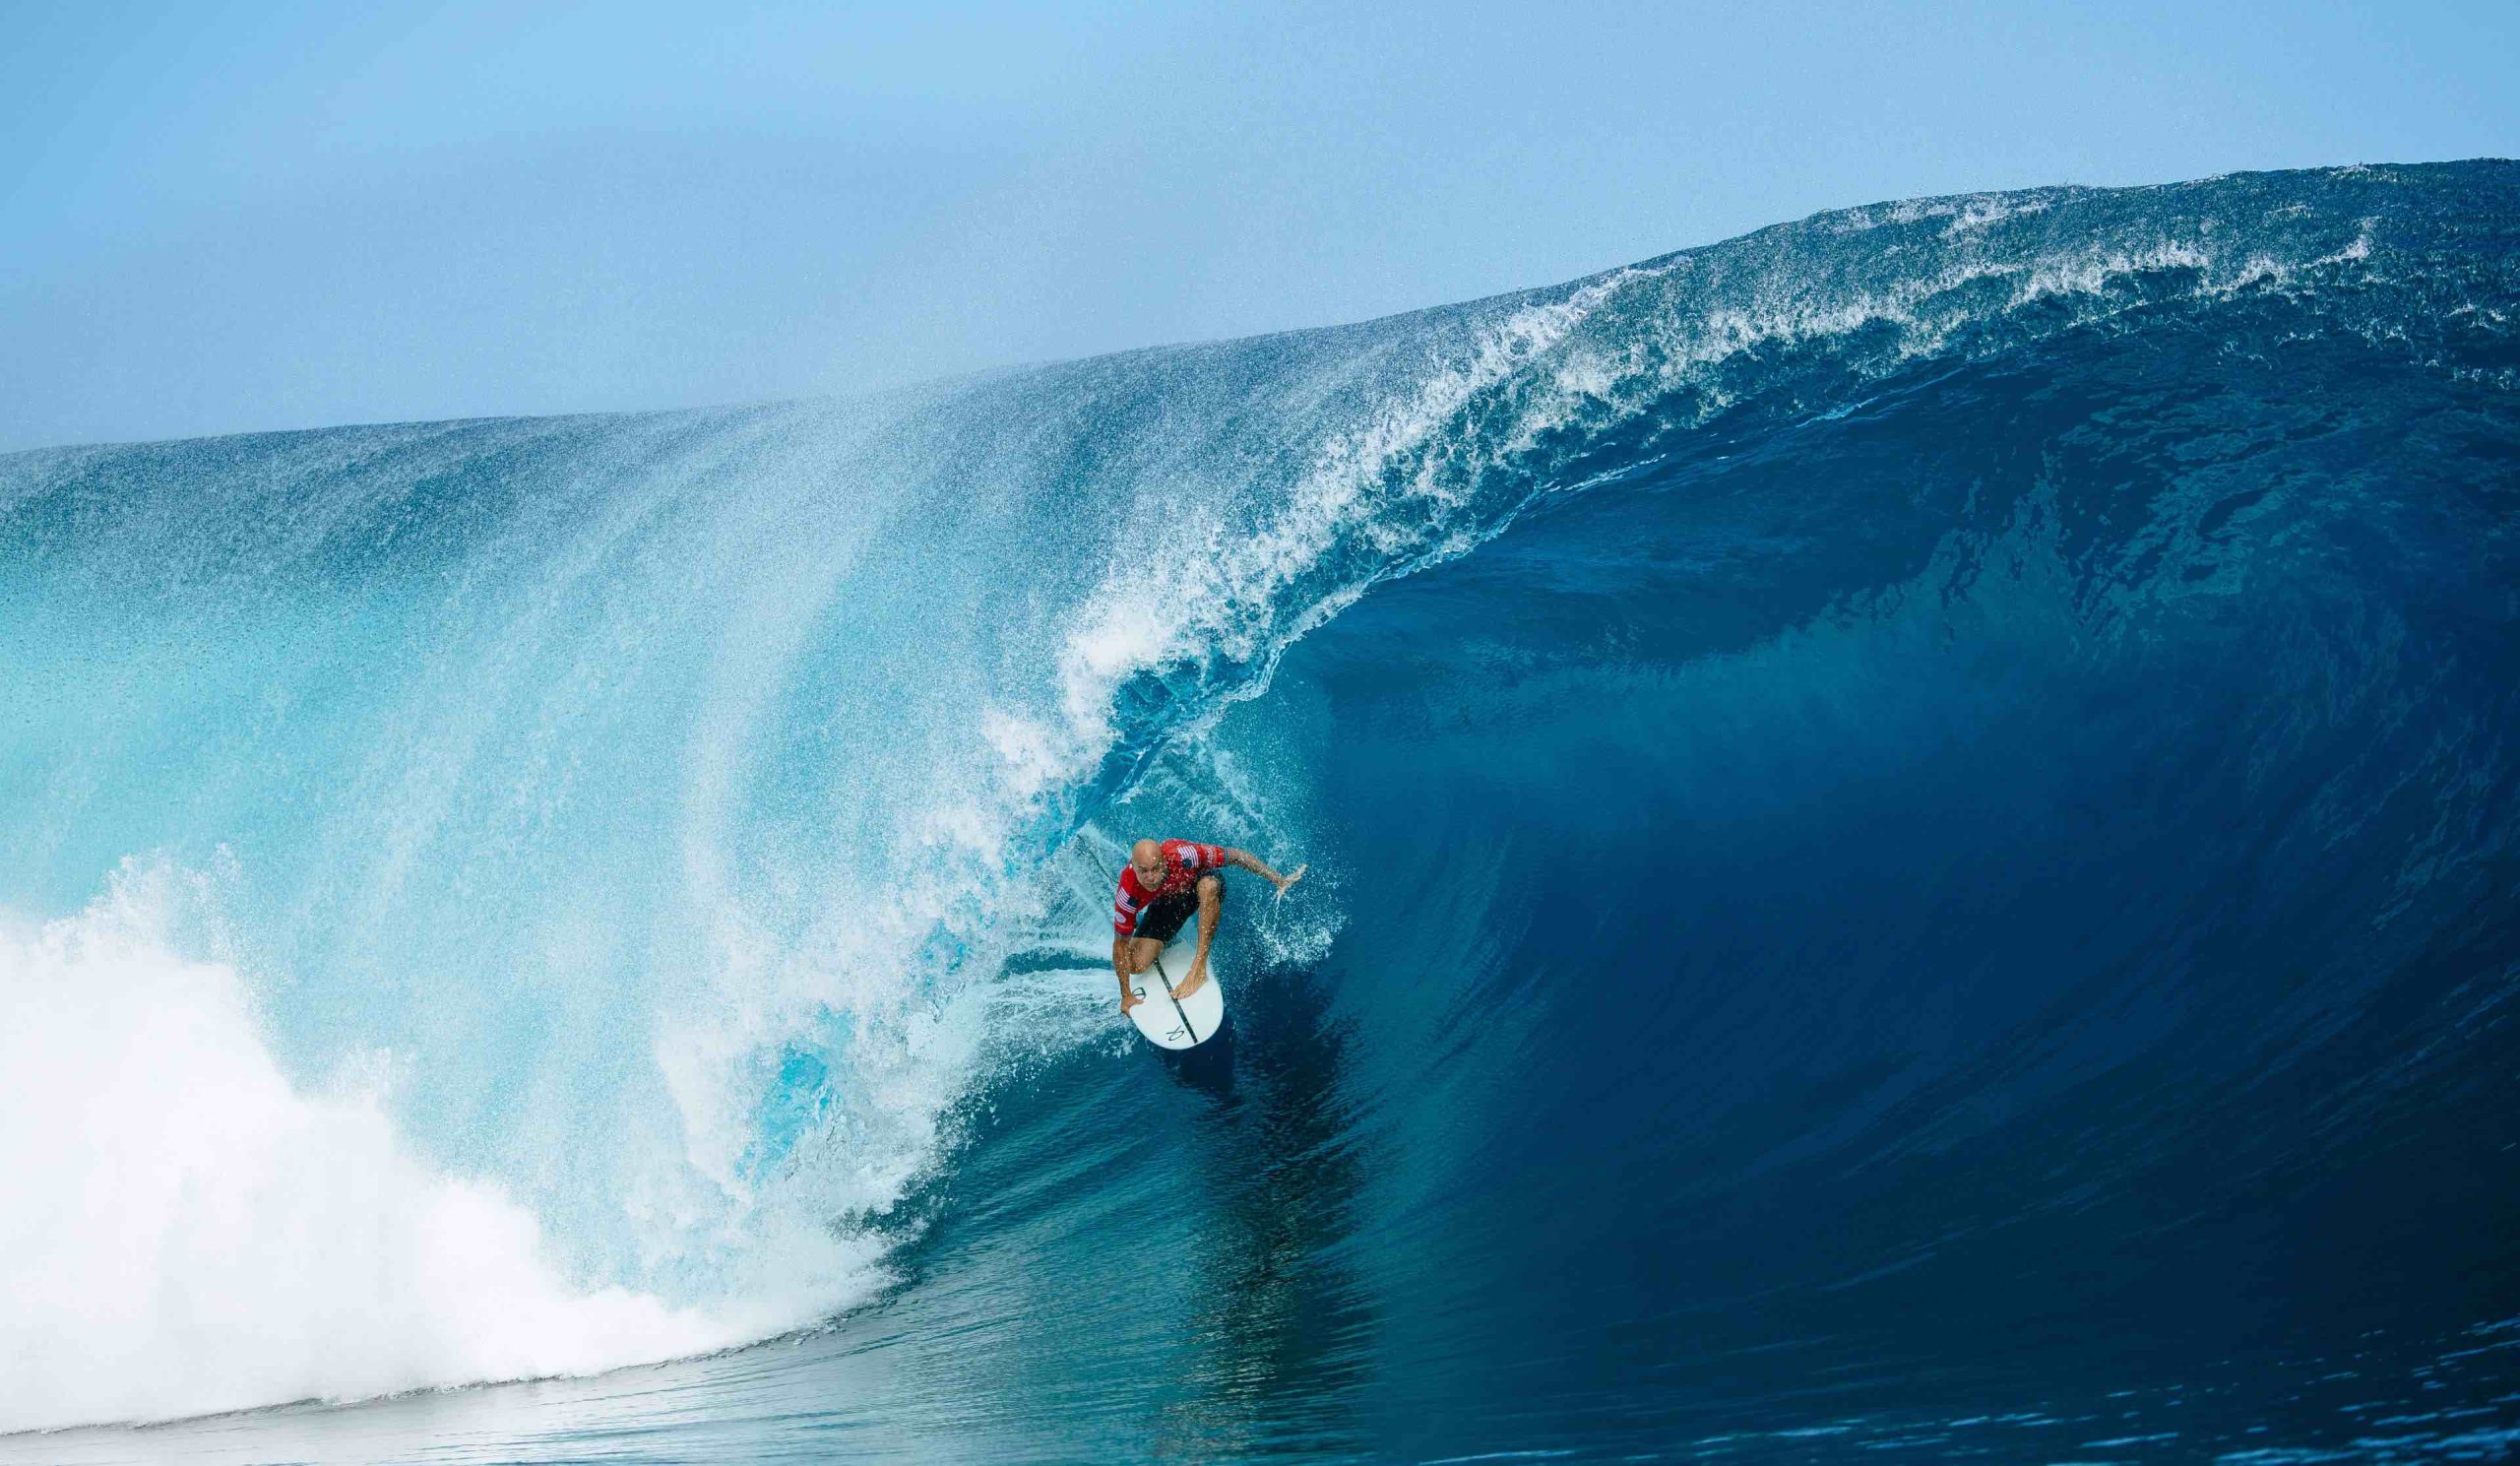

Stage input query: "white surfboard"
[{"left": 1124, "top": 921, "right": 1226, "bottom": 1050}]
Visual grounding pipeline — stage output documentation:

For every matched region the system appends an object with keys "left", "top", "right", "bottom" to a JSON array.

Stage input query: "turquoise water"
[{"left": 4, "top": 161, "right": 2519, "bottom": 1462}]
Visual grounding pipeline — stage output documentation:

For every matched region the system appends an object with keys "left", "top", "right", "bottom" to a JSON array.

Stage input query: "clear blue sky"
[{"left": 3, "top": 0, "right": 2513, "bottom": 451}]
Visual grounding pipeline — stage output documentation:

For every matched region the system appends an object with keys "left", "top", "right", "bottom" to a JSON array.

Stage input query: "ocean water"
[{"left": 4, "top": 160, "right": 2519, "bottom": 1463}]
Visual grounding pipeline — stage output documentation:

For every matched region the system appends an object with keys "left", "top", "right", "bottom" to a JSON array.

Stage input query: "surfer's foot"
[{"left": 1171, "top": 971, "right": 1208, "bottom": 1000}]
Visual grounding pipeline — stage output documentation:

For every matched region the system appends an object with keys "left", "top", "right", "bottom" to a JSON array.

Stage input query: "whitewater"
[{"left": 4, "top": 161, "right": 2519, "bottom": 1463}]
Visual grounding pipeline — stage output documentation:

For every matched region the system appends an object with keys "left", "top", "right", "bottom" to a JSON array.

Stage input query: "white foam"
[
  {"left": 0, "top": 860, "right": 856, "bottom": 1434},
  {"left": 1036, "top": 270, "right": 1655, "bottom": 789}
]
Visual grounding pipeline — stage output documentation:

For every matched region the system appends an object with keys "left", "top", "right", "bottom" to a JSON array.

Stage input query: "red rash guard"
[{"left": 1112, "top": 840, "right": 1228, "bottom": 936}]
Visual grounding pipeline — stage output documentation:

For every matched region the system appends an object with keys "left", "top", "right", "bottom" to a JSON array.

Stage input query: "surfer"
[{"left": 1112, "top": 838, "right": 1304, "bottom": 1013}]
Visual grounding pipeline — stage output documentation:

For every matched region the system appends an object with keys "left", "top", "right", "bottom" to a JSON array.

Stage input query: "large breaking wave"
[{"left": 4, "top": 161, "right": 2518, "bottom": 1457}]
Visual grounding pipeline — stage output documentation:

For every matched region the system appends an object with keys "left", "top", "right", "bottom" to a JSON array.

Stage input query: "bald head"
[{"left": 1131, "top": 838, "right": 1162, "bottom": 864}]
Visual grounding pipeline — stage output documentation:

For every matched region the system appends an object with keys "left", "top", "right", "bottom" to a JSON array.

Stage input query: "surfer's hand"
[
  {"left": 1119, "top": 987, "right": 1142, "bottom": 1015},
  {"left": 1275, "top": 863, "right": 1307, "bottom": 898}
]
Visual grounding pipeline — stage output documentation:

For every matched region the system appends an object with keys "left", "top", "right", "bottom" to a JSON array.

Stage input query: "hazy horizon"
[{"left": 5, "top": 1, "right": 2515, "bottom": 453}]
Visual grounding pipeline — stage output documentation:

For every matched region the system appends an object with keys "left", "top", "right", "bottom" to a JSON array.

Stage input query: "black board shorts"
[{"left": 1135, "top": 886, "right": 1204, "bottom": 944}]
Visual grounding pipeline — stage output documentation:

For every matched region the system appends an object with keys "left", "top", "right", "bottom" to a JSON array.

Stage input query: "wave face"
[{"left": 5, "top": 161, "right": 2520, "bottom": 1459}]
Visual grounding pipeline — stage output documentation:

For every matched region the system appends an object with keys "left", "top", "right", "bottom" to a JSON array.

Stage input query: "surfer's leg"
[{"left": 1170, "top": 874, "right": 1226, "bottom": 998}]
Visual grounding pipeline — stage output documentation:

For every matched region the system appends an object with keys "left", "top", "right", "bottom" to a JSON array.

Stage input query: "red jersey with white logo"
[{"left": 1112, "top": 839, "right": 1228, "bottom": 935}]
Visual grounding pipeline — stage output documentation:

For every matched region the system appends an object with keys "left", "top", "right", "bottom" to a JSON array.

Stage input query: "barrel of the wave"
[{"left": 1125, "top": 921, "right": 1226, "bottom": 1050}]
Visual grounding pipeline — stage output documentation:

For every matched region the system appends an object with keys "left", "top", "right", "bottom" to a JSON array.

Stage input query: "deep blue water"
[{"left": 5, "top": 161, "right": 2520, "bottom": 1462}]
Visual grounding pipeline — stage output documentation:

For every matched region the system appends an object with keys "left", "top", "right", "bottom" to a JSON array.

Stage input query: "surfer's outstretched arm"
[{"left": 1225, "top": 848, "right": 1306, "bottom": 895}]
